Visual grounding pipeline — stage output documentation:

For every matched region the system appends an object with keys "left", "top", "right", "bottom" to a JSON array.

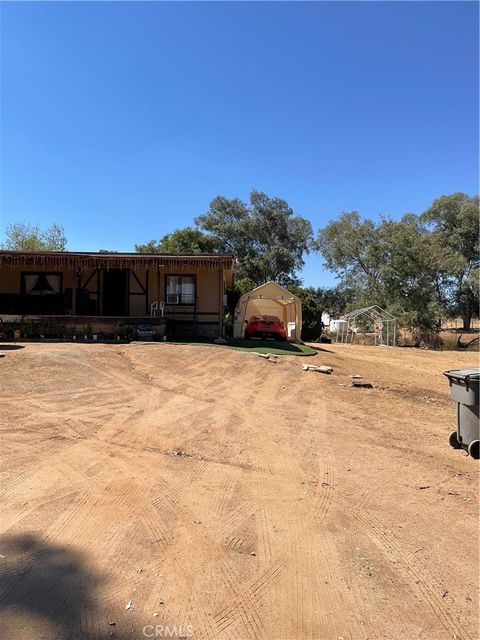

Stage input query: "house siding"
[{"left": 0, "top": 254, "right": 231, "bottom": 339}]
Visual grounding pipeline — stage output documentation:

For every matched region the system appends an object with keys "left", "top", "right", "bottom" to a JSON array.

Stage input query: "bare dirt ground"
[{"left": 0, "top": 341, "right": 478, "bottom": 640}]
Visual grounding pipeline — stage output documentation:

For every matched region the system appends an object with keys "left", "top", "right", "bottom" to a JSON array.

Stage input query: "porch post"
[
  {"left": 145, "top": 268, "right": 149, "bottom": 315},
  {"left": 72, "top": 269, "right": 79, "bottom": 315},
  {"left": 219, "top": 267, "right": 225, "bottom": 338}
]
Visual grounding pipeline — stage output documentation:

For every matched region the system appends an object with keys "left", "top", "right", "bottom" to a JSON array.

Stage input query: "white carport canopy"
[{"left": 233, "top": 281, "right": 302, "bottom": 341}]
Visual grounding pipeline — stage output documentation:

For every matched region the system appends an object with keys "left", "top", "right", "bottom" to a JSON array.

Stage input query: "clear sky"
[{"left": 1, "top": 1, "right": 478, "bottom": 286}]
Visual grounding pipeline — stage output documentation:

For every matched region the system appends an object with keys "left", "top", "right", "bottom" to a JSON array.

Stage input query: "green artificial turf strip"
[{"left": 164, "top": 337, "right": 318, "bottom": 356}]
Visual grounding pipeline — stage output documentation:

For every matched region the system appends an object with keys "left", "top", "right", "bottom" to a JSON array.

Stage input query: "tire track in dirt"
[
  {"left": 222, "top": 373, "right": 328, "bottom": 638},
  {"left": 0, "top": 486, "right": 83, "bottom": 541},
  {"left": 119, "top": 346, "right": 239, "bottom": 406},
  {"left": 214, "top": 554, "right": 288, "bottom": 637},
  {"left": 256, "top": 504, "right": 273, "bottom": 562},
  {"left": 0, "top": 438, "right": 56, "bottom": 464},
  {"left": 353, "top": 483, "right": 385, "bottom": 511},
  {"left": 341, "top": 497, "right": 474, "bottom": 640},
  {"left": 3, "top": 418, "right": 103, "bottom": 442},
  {"left": 304, "top": 397, "right": 383, "bottom": 638},
  {"left": 215, "top": 499, "right": 257, "bottom": 540},
  {"left": 151, "top": 460, "right": 210, "bottom": 514},
  {"left": 9, "top": 388, "right": 118, "bottom": 414},
  {"left": 0, "top": 470, "right": 37, "bottom": 501},
  {"left": 0, "top": 488, "right": 93, "bottom": 598},
  {"left": 1, "top": 417, "right": 131, "bottom": 519},
  {"left": 217, "top": 388, "right": 310, "bottom": 640},
  {"left": 278, "top": 385, "right": 359, "bottom": 639},
  {"left": 1, "top": 455, "right": 78, "bottom": 501},
  {"left": 202, "top": 403, "right": 279, "bottom": 568},
  {"left": 148, "top": 463, "right": 278, "bottom": 640},
  {"left": 2, "top": 343, "right": 477, "bottom": 639},
  {"left": 62, "top": 351, "right": 147, "bottom": 398},
  {"left": 338, "top": 544, "right": 382, "bottom": 640}
]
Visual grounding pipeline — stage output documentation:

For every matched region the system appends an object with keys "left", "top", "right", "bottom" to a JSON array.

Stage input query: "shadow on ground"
[
  {"left": 166, "top": 337, "right": 318, "bottom": 356},
  {"left": 0, "top": 533, "right": 115, "bottom": 640},
  {"left": 0, "top": 344, "right": 25, "bottom": 350},
  {"left": 307, "top": 344, "right": 336, "bottom": 354}
]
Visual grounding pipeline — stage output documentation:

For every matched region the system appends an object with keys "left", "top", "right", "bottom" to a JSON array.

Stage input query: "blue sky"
[{"left": 1, "top": 1, "right": 478, "bottom": 286}]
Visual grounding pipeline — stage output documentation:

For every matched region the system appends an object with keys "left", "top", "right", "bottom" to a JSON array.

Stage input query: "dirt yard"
[{"left": 0, "top": 342, "right": 478, "bottom": 640}]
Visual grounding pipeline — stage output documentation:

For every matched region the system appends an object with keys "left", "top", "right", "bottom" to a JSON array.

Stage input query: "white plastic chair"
[{"left": 150, "top": 301, "right": 165, "bottom": 318}]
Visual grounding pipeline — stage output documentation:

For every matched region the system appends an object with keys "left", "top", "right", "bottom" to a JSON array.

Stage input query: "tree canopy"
[
  {"left": 317, "top": 193, "right": 479, "bottom": 335},
  {"left": 195, "top": 190, "right": 313, "bottom": 286},
  {"left": 137, "top": 190, "right": 313, "bottom": 286},
  {"left": 2, "top": 223, "right": 67, "bottom": 252},
  {"left": 135, "top": 227, "right": 219, "bottom": 254},
  {"left": 422, "top": 193, "right": 479, "bottom": 330}
]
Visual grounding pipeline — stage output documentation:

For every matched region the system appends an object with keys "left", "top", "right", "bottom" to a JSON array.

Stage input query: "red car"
[{"left": 245, "top": 315, "right": 286, "bottom": 341}]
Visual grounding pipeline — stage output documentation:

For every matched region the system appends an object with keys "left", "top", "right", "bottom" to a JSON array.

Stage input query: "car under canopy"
[{"left": 233, "top": 281, "right": 302, "bottom": 341}]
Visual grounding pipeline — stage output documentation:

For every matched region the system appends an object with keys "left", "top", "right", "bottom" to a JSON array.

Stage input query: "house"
[{"left": 0, "top": 250, "right": 233, "bottom": 338}]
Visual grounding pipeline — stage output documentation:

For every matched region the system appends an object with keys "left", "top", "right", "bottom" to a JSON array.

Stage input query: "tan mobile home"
[{"left": 0, "top": 251, "right": 233, "bottom": 338}]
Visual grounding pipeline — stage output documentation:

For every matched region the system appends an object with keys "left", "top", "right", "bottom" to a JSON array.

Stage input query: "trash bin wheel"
[
  {"left": 468, "top": 440, "right": 479, "bottom": 460},
  {"left": 449, "top": 431, "right": 462, "bottom": 449}
]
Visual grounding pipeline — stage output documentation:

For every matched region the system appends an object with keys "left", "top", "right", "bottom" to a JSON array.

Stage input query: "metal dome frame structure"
[{"left": 336, "top": 305, "right": 397, "bottom": 346}]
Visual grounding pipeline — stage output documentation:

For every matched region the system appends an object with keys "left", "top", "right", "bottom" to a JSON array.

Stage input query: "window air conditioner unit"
[{"left": 167, "top": 294, "right": 179, "bottom": 304}]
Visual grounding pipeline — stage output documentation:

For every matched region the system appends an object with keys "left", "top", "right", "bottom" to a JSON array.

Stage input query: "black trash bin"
[{"left": 443, "top": 367, "right": 480, "bottom": 459}]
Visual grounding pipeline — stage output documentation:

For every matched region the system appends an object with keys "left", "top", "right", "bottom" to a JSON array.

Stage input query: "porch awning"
[{"left": 0, "top": 250, "right": 234, "bottom": 284}]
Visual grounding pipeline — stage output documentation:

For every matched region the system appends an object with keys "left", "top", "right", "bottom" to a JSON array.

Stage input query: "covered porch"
[{"left": 0, "top": 250, "right": 233, "bottom": 338}]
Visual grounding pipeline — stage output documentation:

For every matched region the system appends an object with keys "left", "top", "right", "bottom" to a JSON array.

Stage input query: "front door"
[{"left": 102, "top": 269, "right": 129, "bottom": 316}]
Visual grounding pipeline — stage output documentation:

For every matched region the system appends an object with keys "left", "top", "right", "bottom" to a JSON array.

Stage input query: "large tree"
[
  {"left": 422, "top": 193, "right": 479, "bottom": 330},
  {"left": 135, "top": 227, "right": 218, "bottom": 254},
  {"left": 195, "top": 190, "right": 313, "bottom": 286},
  {"left": 373, "top": 214, "right": 446, "bottom": 339},
  {"left": 136, "top": 191, "right": 312, "bottom": 285},
  {"left": 317, "top": 212, "right": 446, "bottom": 342},
  {"left": 2, "top": 223, "right": 67, "bottom": 251},
  {"left": 316, "top": 212, "right": 380, "bottom": 294}
]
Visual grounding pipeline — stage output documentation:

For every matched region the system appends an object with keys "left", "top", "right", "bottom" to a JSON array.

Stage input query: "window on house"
[
  {"left": 22, "top": 273, "right": 62, "bottom": 296},
  {"left": 166, "top": 275, "right": 196, "bottom": 305}
]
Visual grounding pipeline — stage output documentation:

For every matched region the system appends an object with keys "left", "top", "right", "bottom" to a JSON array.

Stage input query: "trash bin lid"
[{"left": 443, "top": 367, "right": 480, "bottom": 382}]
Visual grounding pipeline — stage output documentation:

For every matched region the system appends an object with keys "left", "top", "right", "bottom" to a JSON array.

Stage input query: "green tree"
[
  {"left": 320, "top": 286, "right": 356, "bottom": 317},
  {"left": 232, "top": 277, "right": 258, "bottom": 297},
  {"left": 135, "top": 227, "right": 219, "bottom": 254},
  {"left": 316, "top": 212, "right": 382, "bottom": 295},
  {"left": 373, "top": 215, "right": 445, "bottom": 342},
  {"left": 2, "top": 223, "right": 67, "bottom": 251},
  {"left": 422, "top": 193, "right": 479, "bottom": 330},
  {"left": 286, "top": 285, "right": 354, "bottom": 341},
  {"left": 287, "top": 286, "right": 326, "bottom": 340},
  {"left": 225, "top": 277, "right": 258, "bottom": 324},
  {"left": 196, "top": 190, "right": 313, "bottom": 286},
  {"left": 316, "top": 212, "right": 445, "bottom": 343}
]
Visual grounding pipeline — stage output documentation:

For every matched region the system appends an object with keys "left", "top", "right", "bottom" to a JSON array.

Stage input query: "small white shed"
[{"left": 233, "top": 281, "right": 302, "bottom": 341}]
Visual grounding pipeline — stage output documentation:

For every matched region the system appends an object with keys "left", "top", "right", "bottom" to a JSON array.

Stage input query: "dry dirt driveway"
[{"left": 0, "top": 342, "right": 478, "bottom": 640}]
